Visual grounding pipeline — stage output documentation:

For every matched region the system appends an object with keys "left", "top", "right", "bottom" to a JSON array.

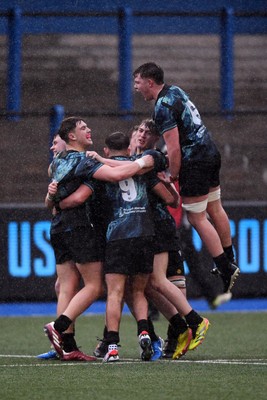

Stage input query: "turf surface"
[{"left": 0, "top": 312, "right": 266, "bottom": 400}]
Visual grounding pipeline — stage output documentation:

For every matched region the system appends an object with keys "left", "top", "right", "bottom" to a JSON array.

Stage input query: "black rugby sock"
[
  {"left": 147, "top": 316, "right": 159, "bottom": 342},
  {"left": 223, "top": 245, "right": 235, "bottom": 263},
  {"left": 213, "top": 252, "right": 231, "bottom": 273},
  {"left": 137, "top": 319, "right": 149, "bottom": 335},
  {"left": 169, "top": 313, "right": 188, "bottom": 335},
  {"left": 106, "top": 331, "right": 120, "bottom": 345},
  {"left": 184, "top": 310, "right": 202, "bottom": 328},
  {"left": 54, "top": 314, "right": 72, "bottom": 333},
  {"left": 61, "top": 333, "right": 78, "bottom": 352}
]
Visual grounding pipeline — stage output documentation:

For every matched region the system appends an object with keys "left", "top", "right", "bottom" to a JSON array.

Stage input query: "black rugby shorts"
[
  {"left": 51, "top": 226, "right": 100, "bottom": 264},
  {"left": 104, "top": 237, "right": 154, "bottom": 275},
  {"left": 179, "top": 153, "right": 221, "bottom": 197}
]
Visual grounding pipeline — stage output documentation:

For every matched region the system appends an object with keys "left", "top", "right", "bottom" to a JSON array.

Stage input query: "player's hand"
[
  {"left": 157, "top": 170, "right": 170, "bottom": 183},
  {"left": 48, "top": 181, "right": 58, "bottom": 197},
  {"left": 86, "top": 151, "right": 102, "bottom": 161}
]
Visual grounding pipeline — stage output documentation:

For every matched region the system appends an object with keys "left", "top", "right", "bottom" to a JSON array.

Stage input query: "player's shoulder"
[
  {"left": 162, "top": 85, "right": 188, "bottom": 104},
  {"left": 142, "top": 149, "right": 168, "bottom": 172},
  {"left": 75, "top": 156, "right": 101, "bottom": 177}
]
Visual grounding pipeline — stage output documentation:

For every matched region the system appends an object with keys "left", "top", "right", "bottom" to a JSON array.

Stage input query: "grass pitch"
[{"left": 0, "top": 312, "right": 266, "bottom": 400}]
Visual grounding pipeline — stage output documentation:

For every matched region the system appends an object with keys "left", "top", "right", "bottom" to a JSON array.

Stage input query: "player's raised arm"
[{"left": 92, "top": 155, "right": 154, "bottom": 182}]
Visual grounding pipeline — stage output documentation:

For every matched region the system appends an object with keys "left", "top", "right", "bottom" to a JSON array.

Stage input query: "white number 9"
[{"left": 119, "top": 178, "right": 137, "bottom": 202}]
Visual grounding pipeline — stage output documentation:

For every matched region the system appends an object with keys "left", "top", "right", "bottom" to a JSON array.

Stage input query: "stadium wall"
[{"left": 0, "top": 202, "right": 267, "bottom": 301}]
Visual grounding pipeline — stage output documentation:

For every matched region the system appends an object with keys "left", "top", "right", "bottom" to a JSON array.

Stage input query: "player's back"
[{"left": 104, "top": 156, "right": 154, "bottom": 242}]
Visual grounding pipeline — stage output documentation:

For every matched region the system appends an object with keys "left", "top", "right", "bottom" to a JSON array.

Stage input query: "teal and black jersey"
[
  {"left": 74, "top": 156, "right": 106, "bottom": 229},
  {"left": 87, "top": 178, "right": 109, "bottom": 252},
  {"left": 50, "top": 150, "right": 89, "bottom": 204},
  {"left": 50, "top": 151, "right": 95, "bottom": 234},
  {"left": 144, "top": 168, "right": 177, "bottom": 243},
  {"left": 104, "top": 156, "right": 155, "bottom": 242},
  {"left": 149, "top": 187, "right": 176, "bottom": 232},
  {"left": 133, "top": 153, "right": 175, "bottom": 234},
  {"left": 153, "top": 84, "right": 219, "bottom": 162},
  {"left": 74, "top": 156, "right": 103, "bottom": 181},
  {"left": 134, "top": 148, "right": 168, "bottom": 172},
  {"left": 50, "top": 150, "right": 85, "bottom": 185}
]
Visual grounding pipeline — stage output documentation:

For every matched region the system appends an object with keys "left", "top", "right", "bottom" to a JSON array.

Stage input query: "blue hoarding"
[{"left": 0, "top": 202, "right": 267, "bottom": 301}]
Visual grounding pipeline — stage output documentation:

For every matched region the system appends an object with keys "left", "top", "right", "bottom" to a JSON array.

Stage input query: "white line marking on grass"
[
  {"left": 0, "top": 356, "right": 266, "bottom": 367},
  {"left": 0, "top": 363, "right": 101, "bottom": 367},
  {"left": 0, "top": 355, "right": 34, "bottom": 358},
  {"left": 177, "top": 359, "right": 267, "bottom": 366}
]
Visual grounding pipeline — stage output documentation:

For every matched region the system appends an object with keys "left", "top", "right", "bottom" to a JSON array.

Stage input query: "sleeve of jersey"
[
  {"left": 142, "top": 149, "right": 168, "bottom": 172},
  {"left": 155, "top": 98, "right": 184, "bottom": 135},
  {"left": 82, "top": 179, "right": 95, "bottom": 192},
  {"left": 145, "top": 172, "right": 160, "bottom": 191},
  {"left": 75, "top": 158, "right": 103, "bottom": 183}
]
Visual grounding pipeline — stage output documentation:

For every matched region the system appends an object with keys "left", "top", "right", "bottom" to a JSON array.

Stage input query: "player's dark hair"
[
  {"left": 128, "top": 125, "right": 139, "bottom": 139},
  {"left": 57, "top": 116, "right": 83, "bottom": 143},
  {"left": 53, "top": 132, "right": 60, "bottom": 140},
  {"left": 133, "top": 62, "right": 164, "bottom": 84},
  {"left": 105, "top": 131, "right": 130, "bottom": 150},
  {"left": 140, "top": 119, "right": 160, "bottom": 136}
]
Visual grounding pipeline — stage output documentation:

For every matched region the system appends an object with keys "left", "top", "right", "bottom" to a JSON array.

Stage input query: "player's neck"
[
  {"left": 109, "top": 150, "right": 129, "bottom": 157},
  {"left": 65, "top": 143, "right": 90, "bottom": 152},
  {"left": 154, "top": 84, "right": 164, "bottom": 99}
]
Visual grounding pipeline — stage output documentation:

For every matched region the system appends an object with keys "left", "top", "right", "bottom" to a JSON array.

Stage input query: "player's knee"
[{"left": 149, "top": 276, "right": 161, "bottom": 292}]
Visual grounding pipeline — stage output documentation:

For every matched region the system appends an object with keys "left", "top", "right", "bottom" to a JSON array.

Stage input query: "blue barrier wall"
[{"left": 0, "top": 202, "right": 267, "bottom": 301}]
